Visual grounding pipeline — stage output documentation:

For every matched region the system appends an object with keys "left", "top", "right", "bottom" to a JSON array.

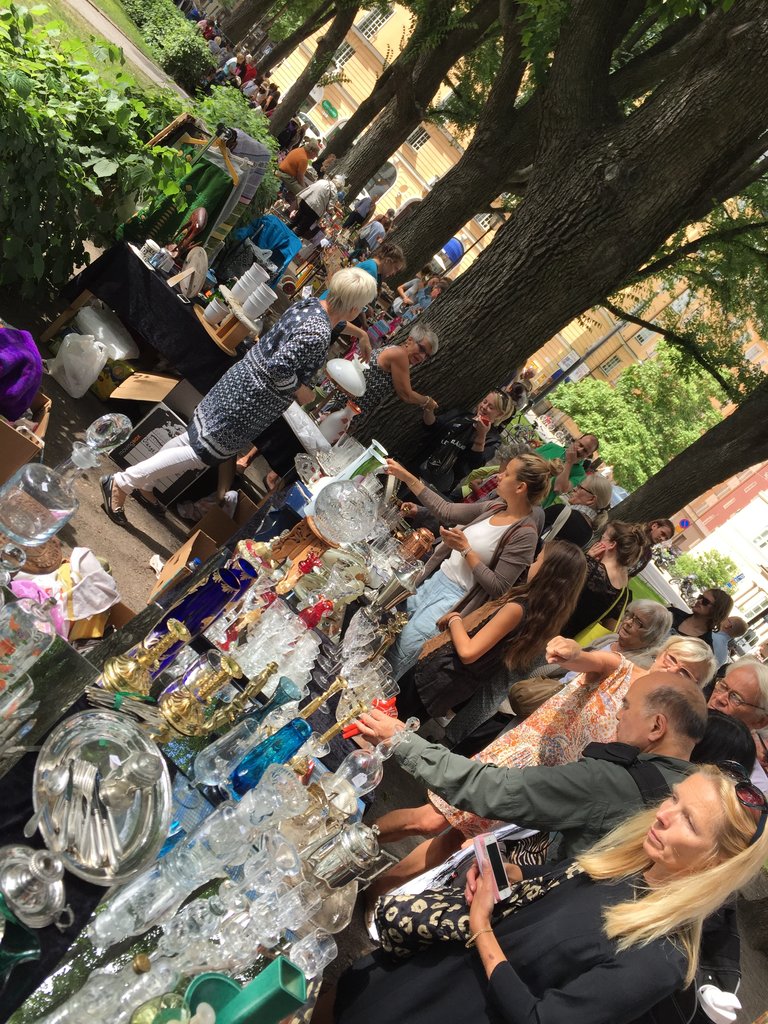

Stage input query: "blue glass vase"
[
  {"left": 229, "top": 557, "right": 258, "bottom": 596},
  {"left": 193, "top": 677, "right": 304, "bottom": 786},
  {"left": 148, "top": 567, "right": 242, "bottom": 676},
  {"left": 230, "top": 718, "right": 312, "bottom": 796}
]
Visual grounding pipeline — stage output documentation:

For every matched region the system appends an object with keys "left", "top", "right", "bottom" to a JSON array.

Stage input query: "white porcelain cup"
[
  {"left": 253, "top": 283, "right": 278, "bottom": 309},
  {"left": 230, "top": 278, "right": 252, "bottom": 302},
  {"left": 240, "top": 267, "right": 261, "bottom": 289},
  {"left": 243, "top": 294, "right": 267, "bottom": 319},
  {"left": 203, "top": 297, "right": 228, "bottom": 325},
  {"left": 248, "top": 264, "right": 270, "bottom": 285}
]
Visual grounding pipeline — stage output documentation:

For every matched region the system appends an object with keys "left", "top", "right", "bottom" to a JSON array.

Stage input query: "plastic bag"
[
  {"left": 47, "top": 333, "right": 109, "bottom": 398},
  {"left": 74, "top": 301, "right": 140, "bottom": 360}
]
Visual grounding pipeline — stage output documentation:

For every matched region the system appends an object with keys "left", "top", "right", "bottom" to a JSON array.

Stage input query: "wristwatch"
[{"left": 459, "top": 547, "right": 470, "bottom": 559}]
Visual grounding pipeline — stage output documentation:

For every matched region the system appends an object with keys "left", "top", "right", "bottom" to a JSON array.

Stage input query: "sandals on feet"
[{"left": 99, "top": 475, "right": 128, "bottom": 526}]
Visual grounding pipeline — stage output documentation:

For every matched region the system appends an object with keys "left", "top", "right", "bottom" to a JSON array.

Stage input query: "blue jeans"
[{"left": 387, "top": 570, "right": 466, "bottom": 681}]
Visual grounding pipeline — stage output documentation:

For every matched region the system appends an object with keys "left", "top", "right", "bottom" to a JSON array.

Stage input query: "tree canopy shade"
[
  {"left": 551, "top": 343, "right": 723, "bottom": 492},
  {"left": 671, "top": 550, "right": 739, "bottom": 590},
  {"left": 356, "top": 0, "right": 768, "bottom": 525}
]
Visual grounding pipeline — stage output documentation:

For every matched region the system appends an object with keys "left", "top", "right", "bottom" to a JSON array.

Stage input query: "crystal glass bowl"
[{"left": 312, "top": 480, "right": 379, "bottom": 545}]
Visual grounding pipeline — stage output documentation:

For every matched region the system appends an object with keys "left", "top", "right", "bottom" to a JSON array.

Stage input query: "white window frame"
[
  {"left": 406, "top": 126, "right": 430, "bottom": 151},
  {"left": 357, "top": 6, "right": 393, "bottom": 39},
  {"left": 474, "top": 212, "right": 493, "bottom": 230},
  {"left": 333, "top": 42, "right": 355, "bottom": 69}
]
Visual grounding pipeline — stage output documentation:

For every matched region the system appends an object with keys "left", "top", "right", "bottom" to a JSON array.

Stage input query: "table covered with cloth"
[{"left": 63, "top": 243, "right": 233, "bottom": 393}]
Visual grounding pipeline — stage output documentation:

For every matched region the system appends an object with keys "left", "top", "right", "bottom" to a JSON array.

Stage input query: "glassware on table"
[
  {"left": 193, "top": 677, "right": 304, "bottom": 786},
  {"left": 286, "top": 929, "right": 337, "bottom": 980},
  {"left": 0, "top": 846, "right": 72, "bottom": 930},
  {"left": 0, "top": 596, "right": 57, "bottom": 689},
  {"left": 311, "top": 479, "right": 380, "bottom": 545},
  {"left": 229, "top": 719, "right": 312, "bottom": 796},
  {"left": 0, "top": 413, "right": 131, "bottom": 548}
]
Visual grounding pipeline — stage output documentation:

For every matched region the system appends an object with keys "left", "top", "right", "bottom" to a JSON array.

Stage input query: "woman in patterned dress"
[
  {"left": 366, "top": 635, "right": 717, "bottom": 899},
  {"left": 101, "top": 267, "right": 377, "bottom": 525}
]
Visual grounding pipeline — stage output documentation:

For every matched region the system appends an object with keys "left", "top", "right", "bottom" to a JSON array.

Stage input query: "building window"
[
  {"left": 745, "top": 342, "right": 762, "bottom": 361},
  {"left": 634, "top": 327, "right": 657, "bottom": 345},
  {"left": 670, "top": 288, "right": 691, "bottom": 314},
  {"left": 756, "top": 527, "right": 768, "bottom": 549},
  {"left": 600, "top": 354, "right": 622, "bottom": 375},
  {"left": 333, "top": 42, "right": 355, "bottom": 68},
  {"left": 474, "top": 212, "right": 493, "bottom": 230},
  {"left": 357, "top": 6, "right": 393, "bottom": 39},
  {"left": 405, "top": 126, "right": 430, "bottom": 151}
]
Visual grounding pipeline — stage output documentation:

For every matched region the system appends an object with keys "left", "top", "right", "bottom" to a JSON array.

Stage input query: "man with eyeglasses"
[{"left": 708, "top": 657, "right": 768, "bottom": 794}]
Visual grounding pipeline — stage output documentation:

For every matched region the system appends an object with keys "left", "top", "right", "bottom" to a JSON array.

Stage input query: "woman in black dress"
[
  {"left": 561, "top": 521, "right": 647, "bottom": 638},
  {"left": 315, "top": 766, "right": 768, "bottom": 1024}
]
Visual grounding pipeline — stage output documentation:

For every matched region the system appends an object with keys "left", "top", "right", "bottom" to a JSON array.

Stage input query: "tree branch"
[
  {"left": 620, "top": 6, "right": 662, "bottom": 54},
  {"left": 540, "top": 0, "right": 639, "bottom": 145},
  {"left": 630, "top": 220, "right": 768, "bottom": 282},
  {"left": 602, "top": 300, "right": 740, "bottom": 400}
]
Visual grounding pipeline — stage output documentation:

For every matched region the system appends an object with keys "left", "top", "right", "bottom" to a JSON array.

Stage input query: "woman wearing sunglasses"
[
  {"left": 670, "top": 588, "right": 733, "bottom": 660},
  {"left": 350, "top": 323, "right": 440, "bottom": 426},
  {"left": 315, "top": 767, "right": 767, "bottom": 1024},
  {"left": 539, "top": 473, "right": 614, "bottom": 549}
]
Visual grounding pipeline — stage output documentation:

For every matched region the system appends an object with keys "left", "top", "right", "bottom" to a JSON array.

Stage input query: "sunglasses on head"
[{"left": 718, "top": 761, "right": 767, "bottom": 846}]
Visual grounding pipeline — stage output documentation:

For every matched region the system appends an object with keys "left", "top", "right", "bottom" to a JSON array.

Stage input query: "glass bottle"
[
  {"left": 320, "top": 718, "right": 419, "bottom": 805},
  {"left": 0, "top": 597, "right": 57, "bottom": 690},
  {"left": 193, "top": 677, "right": 303, "bottom": 786},
  {"left": 0, "top": 413, "right": 131, "bottom": 546},
  {"left": 230, "top": 719, "right": 312, "bottom": 796}
]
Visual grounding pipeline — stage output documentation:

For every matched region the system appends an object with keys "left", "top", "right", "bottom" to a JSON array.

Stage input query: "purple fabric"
[{"left": 0, "top": 328, "right": 43, "bottom": 420}]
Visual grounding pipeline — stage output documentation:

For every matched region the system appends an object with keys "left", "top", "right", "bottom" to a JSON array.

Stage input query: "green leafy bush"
[
  {"left": 194, "top": 89, "right": 279, "bottom": 212},
  {"left": 122, "top": 0, "right": 214, "bottom": 91},
  {"left": 0, "top": 3, "right": 188, "bottom": 297}
]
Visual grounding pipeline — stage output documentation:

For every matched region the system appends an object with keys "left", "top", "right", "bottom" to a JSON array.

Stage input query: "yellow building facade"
[{"left": 269, "top": 5, "right": 499, "bottom": 269}]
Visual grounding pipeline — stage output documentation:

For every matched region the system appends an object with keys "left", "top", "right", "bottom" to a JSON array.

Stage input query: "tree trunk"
[
  {"left": 226, "top": 0, "right": 275, "bottom": 46},
  {"left": 336, "top": 0, "right": 499, "bottom": 200},
  {"left": 317, "top": 0, "right": 455, "bottom": 162},
  {"left": 387, "top": 4, "right": 714, "bottom": 280},
  {"left": 609, "top": 378, "right": 768, "bottom": 521},
  {"left": 268, "top": 3, "right": 360, "bottom": 138},
  {"left": 257, "top": 0, "right": 337, "bottom": 78},
  {"left": 357, "top": 0, "right": 768, "bottom": 463}
]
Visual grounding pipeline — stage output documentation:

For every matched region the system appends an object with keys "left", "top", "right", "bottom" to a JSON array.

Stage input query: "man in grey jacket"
[{"left": 359, "top": 672, "right": 707, "bottom": 889}]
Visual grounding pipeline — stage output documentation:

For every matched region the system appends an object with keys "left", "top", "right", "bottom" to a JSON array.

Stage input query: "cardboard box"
[
  {"left": 147, "top": 530, "right": 219, "bottom": 602},
  {"left": 110, "top": 373, "right": 203, "bottom": 420},
  {"left": 188, "top": 489, "right": 259, "bottom": 546},
  {"left": 0, "top": 391, "right": 53, "bottom": 486},
  {"left": 68, "top": 600, "right": 136, "bottom": 641}
]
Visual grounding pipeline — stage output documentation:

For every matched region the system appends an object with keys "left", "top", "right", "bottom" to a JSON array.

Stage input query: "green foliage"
[
  {"left": 193, "top": 88, "right": 279, "bottom": 211},
  {"left": 0, "top": 3, "right": 188, "bottom": 298},
  {"left": 551, "top": 342, "right": 723, "bottom": 491},
  {"left": 670, "top": 549, "right": 739, "bottom": 589},
  {"left": 617, "top": 181, "right": 768, "bottom": 398},
  {"left": 122, "top": 0, "right": 214, "bottom": 91}
]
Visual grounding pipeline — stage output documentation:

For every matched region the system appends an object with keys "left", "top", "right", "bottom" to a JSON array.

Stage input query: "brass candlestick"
[
  {"left": 366, "top": 611, "right": 408, "bottom": 663},
  {"left": 298, "top": 676, "right": 348, "bottom": 720},
  {"left": 203, "top": 661, "right": 278, "bottom": 733},
  {"left": 289, "top": 702, "right": 365, "bottom": 776},
  {"left": 99, "top": 619, "right": 191, "bottom": 695},
  {"left": 157, "top": 655, "right": 244, "bottom": 739}
]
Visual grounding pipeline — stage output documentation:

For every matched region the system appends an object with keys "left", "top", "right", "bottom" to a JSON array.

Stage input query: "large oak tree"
[{"left": 356, "top": 0, "right": 768, "bottom": 518}]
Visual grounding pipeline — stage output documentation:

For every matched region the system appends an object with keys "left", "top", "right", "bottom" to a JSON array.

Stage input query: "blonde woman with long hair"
[{"left": 315, "top": 767, "right": 767, "bottom": 1024}]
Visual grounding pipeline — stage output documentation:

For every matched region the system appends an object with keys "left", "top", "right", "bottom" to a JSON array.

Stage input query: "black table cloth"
[{"left": 63, "top": 243, "right": 233, "bottom": 394}]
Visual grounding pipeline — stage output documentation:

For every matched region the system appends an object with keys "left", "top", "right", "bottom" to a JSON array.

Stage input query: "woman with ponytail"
[{"left": 317, "top": 767, "right": 767, "bottom": 1024}]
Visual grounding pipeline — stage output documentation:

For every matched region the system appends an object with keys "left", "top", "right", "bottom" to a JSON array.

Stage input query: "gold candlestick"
[
  {"left": 203, "top": 661, "right": 278, "bottom": 733},
  {"left": 289, "top": 702, "right": 366, "bottom": 776},
  {"left": 99, "top": 619, "right": 191, "bottom": 695},
  {"left": 157, "top": 655, "right": 244, "bottom": 739},
  {"left": 365, "top": 611, "right": 408, "bottom": 663},
  {"left": 298, "top": 676, "right": 348, "bottom": 720}
]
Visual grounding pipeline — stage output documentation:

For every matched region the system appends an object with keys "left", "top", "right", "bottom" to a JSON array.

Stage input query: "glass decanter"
[
  {"left": 36, "top": 957, "right": 180, "bottom": 1024},
  {"left": 0, "top": 596, "right": 57, "bottom": 689},
  {"left": 0, "top": 413, "right": 131, "bottom": 546},
  {"left": 312, "top": 479, "right": 380, "bottom": 545},
  {"left": 321, "top": 718, "right": 419, "bottom": 806},
  {"left": 193, "top": 676, "right": 304, "bottom": 786},
  {"left": 229, "top": 718, "right": 312, "bottom": 796}
]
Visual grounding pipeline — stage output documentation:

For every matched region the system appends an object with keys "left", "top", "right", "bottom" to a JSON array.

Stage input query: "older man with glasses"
[{"left": 708, "top": 656, "right": 768, "bottom": 792}]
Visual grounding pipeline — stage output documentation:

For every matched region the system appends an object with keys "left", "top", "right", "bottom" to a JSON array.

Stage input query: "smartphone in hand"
[{"left": 473, "top": 833, "right": 512, "bottom": 902}]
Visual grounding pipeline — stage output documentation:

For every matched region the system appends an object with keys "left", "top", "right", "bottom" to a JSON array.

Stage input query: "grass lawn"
[
  {"left": 37, "top": 0, "right": 155, "bottom": 87},
  {"left": 629, "top": 576, "right": 664, "bottom": 603}
]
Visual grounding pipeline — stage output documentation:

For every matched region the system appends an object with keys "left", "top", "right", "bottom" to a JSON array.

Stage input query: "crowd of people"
[{"left": 130, "top": 20, "right": 767, "bottom": 1017}]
